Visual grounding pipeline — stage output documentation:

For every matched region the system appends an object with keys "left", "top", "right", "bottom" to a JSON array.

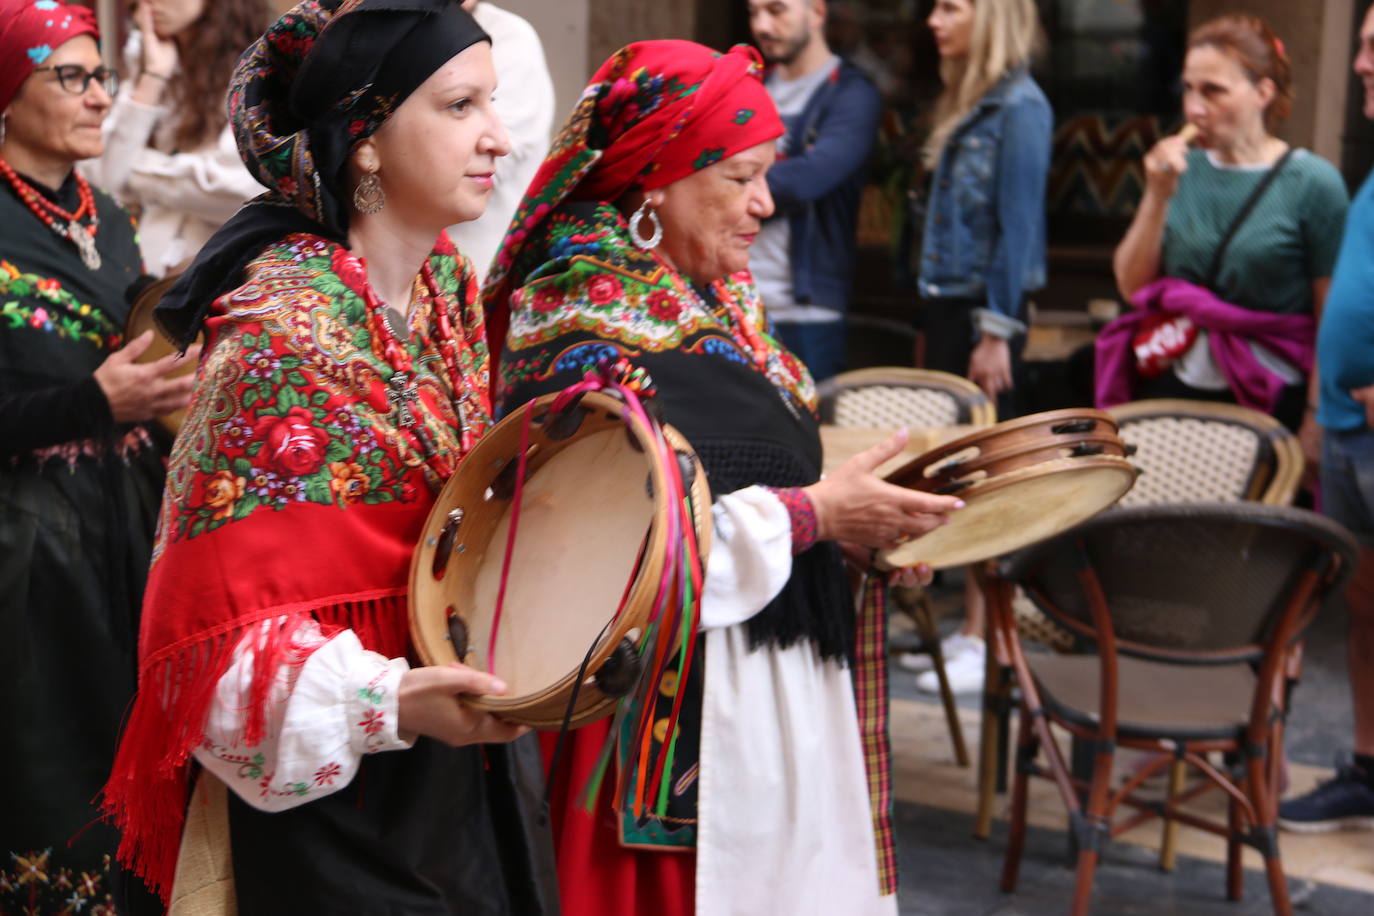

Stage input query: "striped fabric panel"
[{"left": 855, "top": 574, "right": 896, "bottom": 895}]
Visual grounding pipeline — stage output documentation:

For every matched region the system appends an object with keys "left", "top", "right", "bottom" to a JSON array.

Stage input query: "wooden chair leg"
[
  {"left": 1246, "top": 753, "right": 1293, "bottom": 916},
  {"left": 1000, "top": 706, "right": 1035, "bottom": 892},
  {"left": 1071, "top": 850, "right": 1101, "bottom": 916},
  {"left": 1069, "top": 746, "right": 1116, "bottom": 916},
  {"left": 974, "top": 566, "right": 1014, "bottom": 839},
  {"left": 974, "top": 642, "right": 1007, "bottom": 839},
  {"left": 909, "top": 589, "right": 969, "bottom": 767},
  {"left": 1158, "top": 759, "right": 1186, "bottom": 872},
  {"left": 1227, "top": 794, "right": 1243, "bottom": 901}
]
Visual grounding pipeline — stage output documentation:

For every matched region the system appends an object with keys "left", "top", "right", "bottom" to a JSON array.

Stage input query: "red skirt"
[{"left": 540, "top": 719, "right": 695, "bottom": 916}]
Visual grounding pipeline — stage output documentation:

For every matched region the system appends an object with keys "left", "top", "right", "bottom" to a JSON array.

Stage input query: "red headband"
[{"left": 0, "top": 0, "right": 100, "bottom": 114}]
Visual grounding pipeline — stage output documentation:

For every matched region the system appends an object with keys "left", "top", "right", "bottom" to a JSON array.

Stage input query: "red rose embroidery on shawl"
[
  {"left": 646, "top": 289, "right": 681, "bottom": 323},
  {"left": 531, "top": 284, "right": 563, "bottom": 315},
  {"left": 586, "top": 274, "right": 623, "bottom": 306},
  {"left": 255, "top": 407, "right": 330, "bottom": 476}
]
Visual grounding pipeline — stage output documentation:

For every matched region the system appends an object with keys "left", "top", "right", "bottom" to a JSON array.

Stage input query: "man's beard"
[{"left": 762, "top": 23, "right": 811, "bottom": 66}]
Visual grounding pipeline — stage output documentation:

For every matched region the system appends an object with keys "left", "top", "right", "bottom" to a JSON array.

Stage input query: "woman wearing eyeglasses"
[
  {"left": 0, "top": 3, "right": 195, "bottom": 910},
  {"left": 81, "top": 0, "right": 267, "bottom": 278}
]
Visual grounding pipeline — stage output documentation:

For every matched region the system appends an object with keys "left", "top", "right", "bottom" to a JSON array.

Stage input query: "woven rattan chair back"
[
  {"left": 1001, "top": 502, "right": 1356, "bottom": 660},
  {"left": 818, "top": 367, "right": 996, "bottom": 429},
  {"left": 1107, "top": 399, "right": 1304, "bottom": 508}
]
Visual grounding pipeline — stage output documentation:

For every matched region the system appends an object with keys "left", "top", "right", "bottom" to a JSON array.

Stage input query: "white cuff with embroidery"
[{"left": 193, "top": 621, "right": 412, "bottom": 813}]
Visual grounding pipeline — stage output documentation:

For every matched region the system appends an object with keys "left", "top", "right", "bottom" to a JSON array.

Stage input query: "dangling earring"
[
  {"left": 0, "top": 114, "right": 7, "bottom": 148},
  {"left": 353, "top": 169, "right": 385, "bottom": 214},
  {"left": 629, "top": 199, "right": 662, "bottom": 251}
]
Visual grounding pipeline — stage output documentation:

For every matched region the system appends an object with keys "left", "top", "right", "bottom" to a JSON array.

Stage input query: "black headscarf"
[{"left": 156, "top": 0, "right": 489, "bottom": 347}]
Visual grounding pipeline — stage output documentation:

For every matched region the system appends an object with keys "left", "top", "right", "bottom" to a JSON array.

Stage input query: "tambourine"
[
  {"left": 409, "top": 388, "right": 712, "bottom": 729},
  {"left": 124, "top": 272, "right": 200, "bottom": 435},
  {"left": 879, "top": 408, "right": 1138, "bottom": 569}
]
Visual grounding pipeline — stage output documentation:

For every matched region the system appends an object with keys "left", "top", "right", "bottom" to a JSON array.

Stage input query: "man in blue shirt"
[
  {"left": 1279, "top": 1, "right": 1374, "bottom": 833},
  {"left": 747, "top": 0, "right": 882, "bottom": 382}
]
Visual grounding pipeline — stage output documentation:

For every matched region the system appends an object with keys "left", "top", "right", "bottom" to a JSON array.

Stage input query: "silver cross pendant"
[{"left": 387, "top": 371, "right": 420, "bottom": 427}]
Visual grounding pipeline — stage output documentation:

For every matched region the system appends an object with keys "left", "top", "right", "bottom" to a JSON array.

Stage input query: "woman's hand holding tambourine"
[
  {"left": 805, "top": 429, "right": 963, "bottom": 551},
  {"left": 94, "top": 330, "right": 200, "bottom": 423},
  {"left": 397, "top": 663, "right": 530, "bottom": 747}
]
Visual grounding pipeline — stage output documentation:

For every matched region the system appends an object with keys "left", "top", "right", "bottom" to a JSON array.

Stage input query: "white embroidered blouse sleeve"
[
  {"left": 699, "top": 485, "right": 794, "bottom": 631},
  {"left": 193, "top": 621, "right": 413, "bottom": 813}
]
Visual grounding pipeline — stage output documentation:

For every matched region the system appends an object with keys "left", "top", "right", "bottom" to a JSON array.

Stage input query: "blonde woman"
[{"left": 903, "top": 0, "right": 1051, "bottom": 693}]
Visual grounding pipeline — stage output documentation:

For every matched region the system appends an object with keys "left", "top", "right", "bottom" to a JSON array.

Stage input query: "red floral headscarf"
[
  {"left": 0, "top": 0, "right": 100, "bottom": 113},
  {"left": 483, "top": 40, "right": 783, "bottom": 315}
]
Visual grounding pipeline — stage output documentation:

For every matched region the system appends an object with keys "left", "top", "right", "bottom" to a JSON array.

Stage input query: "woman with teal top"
[{"left": 1110, "top": 14, "right": 1349, "bottom": 458}]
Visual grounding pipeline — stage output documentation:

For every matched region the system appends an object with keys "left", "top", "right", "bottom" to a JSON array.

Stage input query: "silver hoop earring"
[
  {"left": 629, "top": 200, "right": 662, "bottom": 251},
  {"left": 353, "top": 170, "right": 385, "bottom": 214}
]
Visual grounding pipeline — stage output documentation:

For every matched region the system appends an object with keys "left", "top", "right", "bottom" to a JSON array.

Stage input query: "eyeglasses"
[{"left": 31, "top": 64, "right": 119, "bottom": 97}]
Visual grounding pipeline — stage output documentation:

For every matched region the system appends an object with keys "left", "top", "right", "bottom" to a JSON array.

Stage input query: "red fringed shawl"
[{"left": 102, "top": 231, "right": 492, "bottom": 900}]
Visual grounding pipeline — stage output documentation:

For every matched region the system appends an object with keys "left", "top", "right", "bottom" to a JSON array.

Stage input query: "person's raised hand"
[
  {"left": 93, "top": 331, "right": 200, "bottom": 423},
  {"left": 397, "top": 663, "right": 529, "bottom": 746},
  {"left": 1142, "top": 134, "right": 1190, "bottom": 200},
  {"left": 135, "top": 2, "right": 178, "bottom": 85},
  {"left": 804, "top": 429, "right": 963, "bottom": 550}
]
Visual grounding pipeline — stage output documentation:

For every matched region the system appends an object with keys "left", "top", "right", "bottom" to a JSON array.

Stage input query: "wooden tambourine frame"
[
  {"left": 879, "top": 408, "right": 1138, "bottom": 569},
  {"left": 409, "top": 389, "right": 711, "bottom": 729}
]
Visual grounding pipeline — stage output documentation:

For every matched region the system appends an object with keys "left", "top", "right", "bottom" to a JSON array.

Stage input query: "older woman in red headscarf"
[
  {"left": 0, "top": 2, "right": 195, "bottom": 910},
  {"left": 485, "top": 40, "right": 960, "bottom": 916}
]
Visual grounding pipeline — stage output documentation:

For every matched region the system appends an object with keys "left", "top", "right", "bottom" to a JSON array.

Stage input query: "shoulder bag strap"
[{"left": 1204, "top": 146, "right": 1296, "bottom": 289}]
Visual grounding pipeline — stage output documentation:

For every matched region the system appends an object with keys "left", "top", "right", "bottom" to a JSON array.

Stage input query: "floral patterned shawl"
[{"left": 103, "top": 231, "right": 491, "bottom": 899}]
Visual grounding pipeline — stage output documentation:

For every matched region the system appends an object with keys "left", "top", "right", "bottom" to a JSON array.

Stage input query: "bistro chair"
[
  {"left": 818, "top": 367, "right": 995, "bottom": 766},
  {"left": 977, "top": 398, "right": 1310, "bottom": 840},
  {"left": 986, "top": 503, "right": 1356, "bottom": 916}
]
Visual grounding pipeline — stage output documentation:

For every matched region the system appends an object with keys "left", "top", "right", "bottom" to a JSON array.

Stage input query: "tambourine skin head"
[
  {"left": 124, "top": 273, "right": 202, "bottom": 436},
  {"left": 408, "top": 390, "right": 712, "bottom": 729},
  {"left": 878, "top": 408, "right": 1138, "bottom": 570}
]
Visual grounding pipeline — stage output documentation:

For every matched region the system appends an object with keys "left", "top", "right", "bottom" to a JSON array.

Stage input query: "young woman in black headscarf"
[{"left": 103, "top": 3, "right": 557, "bottom": 912}]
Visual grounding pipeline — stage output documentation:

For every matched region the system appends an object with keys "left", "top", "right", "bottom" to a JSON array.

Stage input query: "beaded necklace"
[
  {"left": 351, "top": 252, "right": 488, "bottom": 478},
  {"left": 0, "top": 156, "right": 101, "bottom": 270}
]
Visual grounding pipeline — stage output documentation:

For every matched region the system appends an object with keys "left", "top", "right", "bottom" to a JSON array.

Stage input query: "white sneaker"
[
  {"left": 915, "top": 636, "right": 986, "bottom": 695},
  {"left": 898, "top": 632, "right": 981, "bottom": 673}
]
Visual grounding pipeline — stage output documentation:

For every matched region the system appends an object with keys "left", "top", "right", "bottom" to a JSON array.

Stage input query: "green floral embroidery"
[
  {"left": 357, "top": 685, "right": 385, "bottom": 705},
  {"left": 691, "top": 147, "right": 725, "bottom": 170},
  {"left": 0, "top": 260, "right": 121, "bottom": 350}
]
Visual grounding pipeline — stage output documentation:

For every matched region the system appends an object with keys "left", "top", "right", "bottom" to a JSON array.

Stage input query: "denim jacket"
[
  {"left": 765, "top": 58, "right": 882, "bottom": 312},
  {"left": 918, "top": 68, "right": 1052, "bottom": 338}
]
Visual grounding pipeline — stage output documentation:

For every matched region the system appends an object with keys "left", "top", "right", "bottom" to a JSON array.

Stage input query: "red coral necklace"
[
  {"left": 353, "top": 254, "right": 487, "bottom": 476},
  {"left": 0, "top": 156, "right": 102, "bottom": 270}
]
